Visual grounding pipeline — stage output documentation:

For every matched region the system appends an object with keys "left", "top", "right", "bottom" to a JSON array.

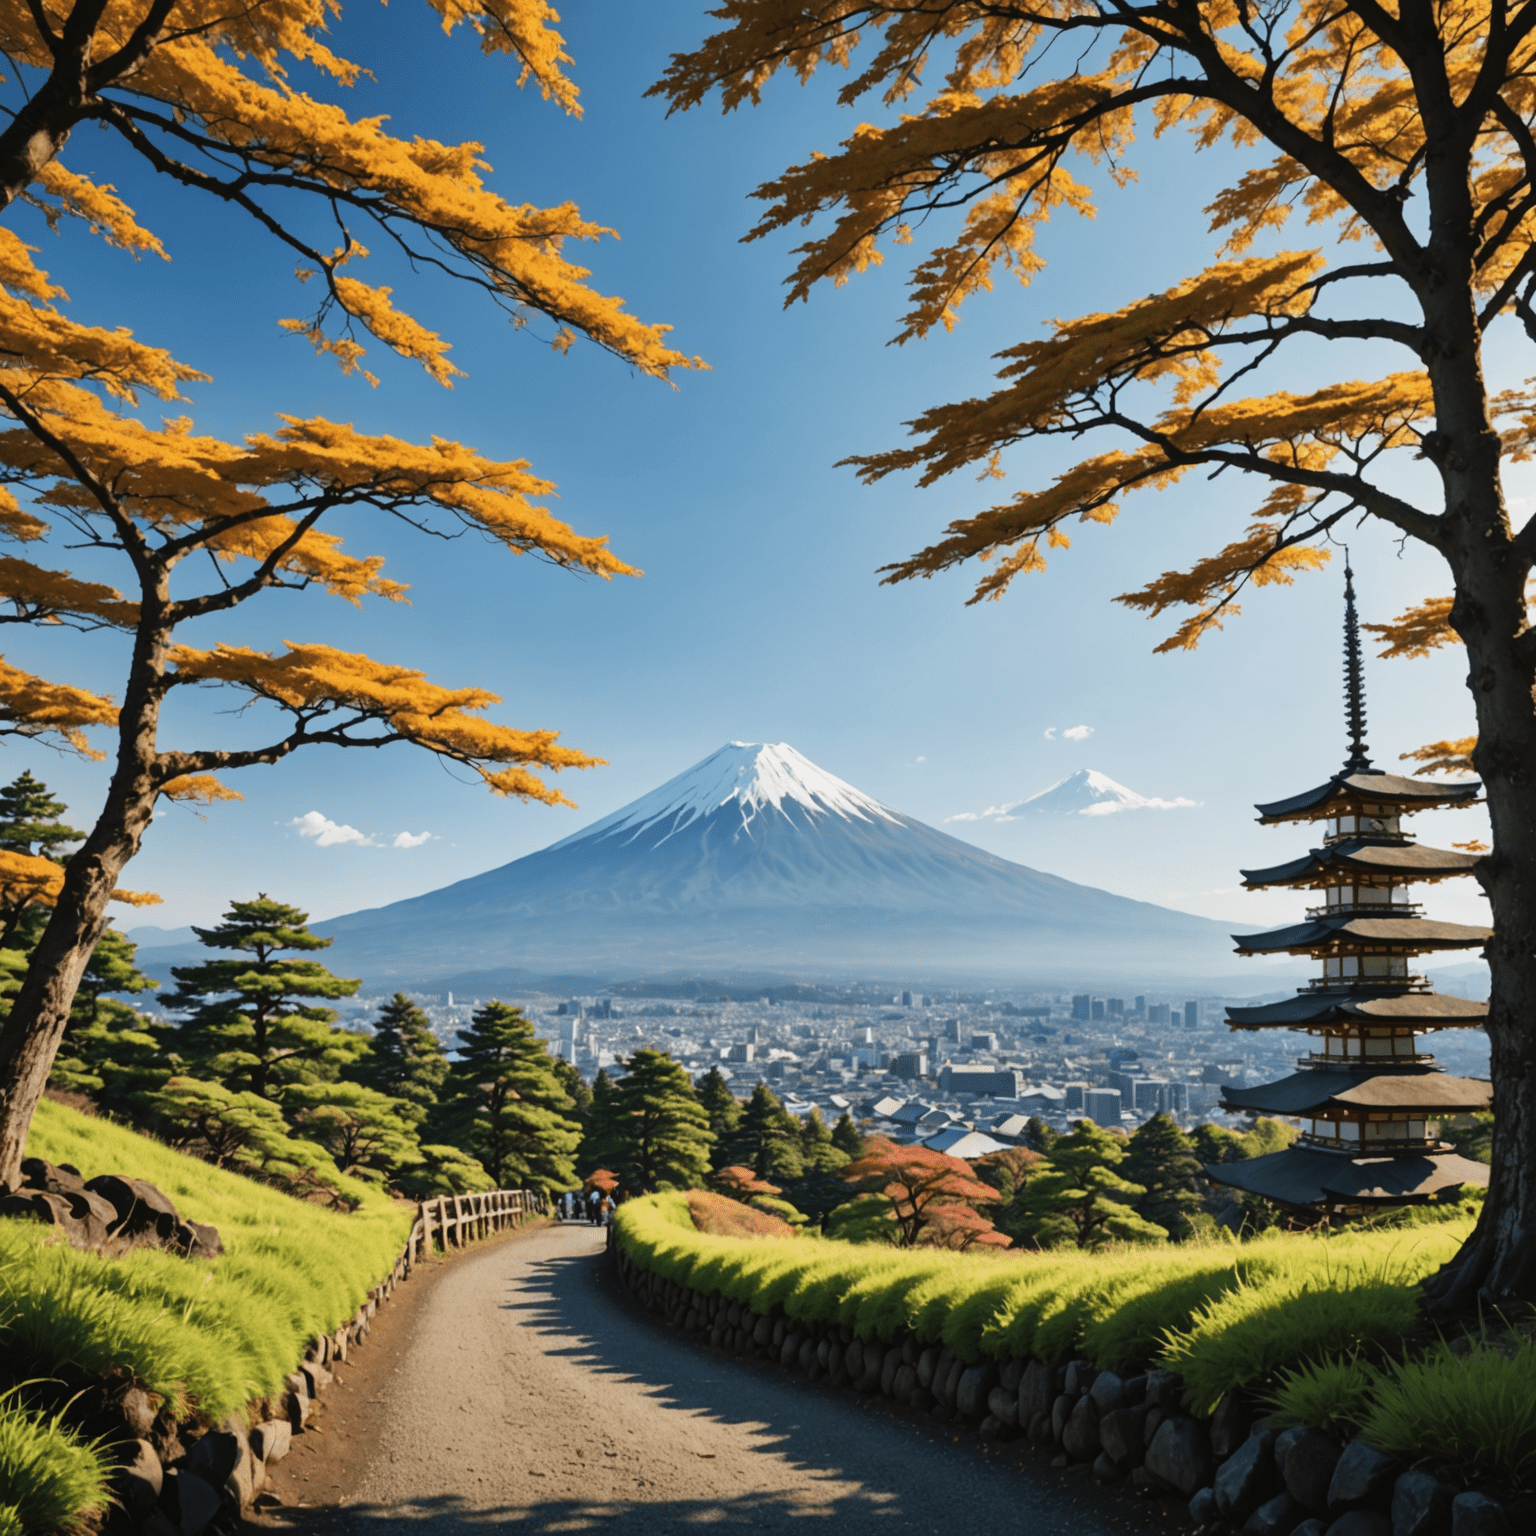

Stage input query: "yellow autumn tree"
[
  {"left": 658, "top": 2, "right": 1536, "bottom": 1310},
  {"left": 0, "top": 1, "right": 700, "bottom": 1185}
]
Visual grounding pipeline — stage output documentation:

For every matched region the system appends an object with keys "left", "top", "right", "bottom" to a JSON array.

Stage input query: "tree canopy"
[
  {"left": 0, "top": 0, "right": 700, "bottom": 1189},
  {"left": 597, "top": 1051, "right": 714, "bottom": 1195}
]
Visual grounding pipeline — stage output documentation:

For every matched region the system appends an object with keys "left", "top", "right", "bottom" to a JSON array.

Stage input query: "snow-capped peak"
[
  {"left": 551, "top": 742, "right": 900, "bottom": 848},
  {"left": 947, "top": 768, "right": 1199, "bottom": 822}
]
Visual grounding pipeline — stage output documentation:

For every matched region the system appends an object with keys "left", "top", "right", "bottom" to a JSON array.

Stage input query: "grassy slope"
[
  {"left": 616, "top": 1193, "right": 1472, "bottom": 1410},
  {"left": 4, "top": 1099, "right": 414, "bottom": 1419}
]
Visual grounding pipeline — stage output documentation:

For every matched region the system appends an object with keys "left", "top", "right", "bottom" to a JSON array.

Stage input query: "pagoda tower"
[{"left": 1206, "top": 567, "right": 1493, "bottom": 1217}]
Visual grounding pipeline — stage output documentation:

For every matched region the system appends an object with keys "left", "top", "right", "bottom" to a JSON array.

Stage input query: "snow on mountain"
[
  {"left": 314, "top": 743, "right": 1237, "bottom": 987},
  {"left": 949, "top": 768, "right": 1199, "bottom": 821},
  {"left": 549, "top": 741, "right": 897, "bottom": 850}
]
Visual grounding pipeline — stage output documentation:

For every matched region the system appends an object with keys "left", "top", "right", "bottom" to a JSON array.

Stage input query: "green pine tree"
[
  {"left": 354, "top": 993, "right": 449, "bottom": 1107},
  {"left": 1123, "top": 1113, "right": 1206, "bottom": 1240},
  {"left": 1020, "top": 1115, "right": 1059, "bottom": 1154},
  {"left": 0, "top": 770, "right": 85, "bottom": 949},
  {"left": 830, "top": 1110, "right": 866, "bottom": 1158},
  {"left": 798, "top": 1105, "right": 849, "bottom": 1173},
  {"left": 604, "top": 1050, "right": 713, "bottom": 1194},
  {"left": 439, "top": 1001, "right": 581, "bottom": 1194},
  {"left": 730, "top": 1083, "right": 805, "bottom": 1179},
  {"left": 283, "top": 1080, "right": 426, "bottom": 1184},
  {"left": 552, "top": 1056, "right": 593, "bottom": 1127},
  {"left": 696, "top": 1065, "right": 742, "bottom": 1166},
  {"left": 1006, "top": 1119, "right": 1168, "bottom": 1249},
  {"left": 165, "top": 896, "right": 366, "bottom": 1099}
]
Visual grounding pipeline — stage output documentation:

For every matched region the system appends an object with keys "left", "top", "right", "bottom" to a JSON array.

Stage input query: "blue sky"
[{"left": 5, "top": 1, "right": 1503, "bottom": 941}]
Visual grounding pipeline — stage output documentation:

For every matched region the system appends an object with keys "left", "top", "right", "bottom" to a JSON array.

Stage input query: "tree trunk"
[
  {"left": 0, "top": 615, "right": 166, "bottom": 1188},
  {"left": 1422, "top": 541, "right": 1536, "bottom": 1311}
]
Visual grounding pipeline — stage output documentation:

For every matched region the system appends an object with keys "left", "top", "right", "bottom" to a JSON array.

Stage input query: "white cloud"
[
  {"left": 1043, "top": 727, "right": 1056, "bottom": 740},
  {"left": 391, "top": 830, "right": 434, "bottom": 849},
  {"left": 1061, "top": 724, "right": 1094, "bottom": 741},
  {"left": 291, "top": 811, "right": 374, "bottom": 847}
]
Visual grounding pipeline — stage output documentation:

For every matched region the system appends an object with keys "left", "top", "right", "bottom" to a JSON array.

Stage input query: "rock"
[
  {"left": 84, "top": 1174, "right": 180, "bottom": 1242},
  {"left": 1051, "top": 1393, "right": 1073, "bottom": 1445},
  {"left": 1284, "top": 1429, "right": 1342, "bottom": 1514},
  {"left": 844, "top": 1338, "right": 864, "bottom": 1378},
  {"left": 891, "top": 1364, "right": 917, "bottom": 1400},
  {"left": 1145, "top": 1369, "right": 1183, "bottom": 1408},
  {"left": 754, "top": 1314, "right": 774, "bottom": 1349},
  {"left": 143, "top": 1511, "right": 180, "bottom": 1536},
  {"left": 300, "top": 1360, "right": 332, "bottom": 1397},
  {"left": 916, "top": 1347, "right": 940, "bottom": 1390},
  {"left": 186, "top": 1431, "right": 243, "bottom": 1490},
  {"left": 1292, "top": 1522, "right": 1328, "bottom": 1536},
  {"left": 934, "top": 1349, "right": 960, "bottom": 1406},
  {"left": 1274, "top": 1423, "right": 1307, "bottom": 1473},
  {"left": 1451, "top": 1493, "right": 1511, "bottom": 1536},
  {"left": 1123, "top": 1374, "right": 1148, "bottom": 1406},
  {"left": 1214, "top": 1428, "right": 1277, "bottom": 1518},
  {"left": 19, "top": 1156, "right": 86, "bottom": 1194},
  {"left": 1143, "top": 1406, "right": 1166, "bottom": 1446},
  {"left": 176, "top": 1471, "right": 223, "bottom": 1536},
  {"left": 781, "top": 1333, "right": 802, "bottom": 1368},
  {"left": 1145, "top": 1416, "right": 1213, "bottom": 1497},
  {"left": 0, "top": 1189, "right": 94, "bottom": 1247},
  {"left": 1063, "top": 1396, "right": 1101, "bottom": 1460},
  {"left": 881, "top": 1349, "right": 902, "bottom": 1396},
  {"left": 175, "top": 1219, "right": 224, "bottom": 1258},
  {"left": 1329, "top": 1513, "right": 1392, "bottom": 1536},
  {"left": 987, "top": 1385, "right": 1019, "bottom": 1427},
  {"left": 1027, "top": 1411, "right": 1054, "bottom": 1448},
  {"left": 1064, "top": 1359, "right": 1097, "bottom": 1396},
  {"left": 1393, "top": 1471, "right": 1455, "bottom": 1536},
  {"left": 979, "top": 1415, "right": 1016, "bottom": 1444},
  {"left": 908, "top": 1387, "right": 935, "bottom": 1413},
  {"left": 1330, "top": 1441, "right": 1399, "bottom": 1510},
  {"left": 1093, "top": 1452, "right": 1121, "bottom": 1481},
  {"left": 1000, "top": 1359, "right": 1026, "bottom": 1392},
  {"left": 1210, "top": 1390, "right": 1251, "bottom": 1458},
  {"left": 117, "top": 1386, "right": 158, "bottom": 1438},
  {"left": 1242, "top": 1491, "right": 1301, "bottom": 1536},
  {"left": 118, "top": 1439, "right": 162, "bottom": 1514},
  {"left": 284, "top": 1390, "right": 312, "bottom": 1431},
  {"left": 1188, "top": 1487, "right": 1217, "bottom": 1526},
  {"left": 1020, "top": 1359, "right": 1056, "bottom": 1422},
  {"left": 1099, "top": 1406, "right": 1148, "bottom": 1469},
  {"left": 816, "top": 1339, "right": 831, "bottom": 1369},
  {"left": 956, "top": 1362, "right": 997, "bottom": 1420},
  {"left": 250, "top": 1421, "right": 291, "bottom": 1464},
  {"left": 1090, "top": 1370, "right": 1129, "bottom": 1416}
]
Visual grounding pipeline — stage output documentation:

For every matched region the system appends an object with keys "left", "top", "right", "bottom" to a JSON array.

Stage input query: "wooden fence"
[{"left": 403, "top": 1188, "right": 543, "bottom": 1273}]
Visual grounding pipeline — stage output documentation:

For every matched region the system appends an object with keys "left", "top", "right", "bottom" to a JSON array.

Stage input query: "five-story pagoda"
[{"left": 1207, "top": 568, "right": 1493, "bottom": 1217}]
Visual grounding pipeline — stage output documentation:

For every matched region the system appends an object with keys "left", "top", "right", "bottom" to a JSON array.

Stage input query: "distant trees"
[
  {"left": 730, "top": 1084, "right": 805, "bottom": 1181},
  {"left": 439, "top": 1003, "right": 581, "bottom": 1195},
  {"left": 830, "top": 1112, "right": 866, "bottom": 1159},
  {"left": 354, "top": 994, "right": 448, "bottom": 1108},
  {"left": 697, "top": 1066, "right": 743, "bottom": 1164},
  {"left": 591, "top": 1050, "right": 713, "bottom": 1195},
  {"left": 1124, "top": 1114, "right": 1208, "bottom": 1242},
  {"left": 839, "top": 1136, "right": 1006, "bottom": 1249},
  {"left": 1007, "top": 1121, "right": 1169, "bottom": 1250}
]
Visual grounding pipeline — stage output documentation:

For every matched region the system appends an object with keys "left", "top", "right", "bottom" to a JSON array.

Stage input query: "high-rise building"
[
  {"left": 970, "top": 1032, "right": 999, "bottom": 1052},
  {"left": 1183, "top": 1001, "right": 1200, "bottom": 1028},
  {"left": 1134, "top": 995, "right": 1147, "bottom": 1014},
  {"left": 1090, "top": 999, "right": 1106, "bottom": 1022},
  {"left": 1148, "top": 1003, "right": 1171, "bottom": 1025},
  {"left": 1157, "top": 1082, "right": 1190, "bottom": 1115},
  {"left": 1085, "top": 1088, "right": 1122, "bottom": 1127},
  {"left": 1207, "top": 568, "right": 1493, "bottom": 1218},
  {"left": 893, "top": 1051, "right": 929, "bottom": 1080},
  {"left": 727, "top": 1042, "right": 756, "bottom": 1063},
  {"left": 1063, "top": 1081, "right": 1089, "bottom": 1111},
  {"left": 1071, "top": 994, "right": 1092, "bottom": 1021},
  {"left": 1108, "top": 998, "right": 1125, "bottom": 1018},
  {"left": 944, "top": 1018, "right": 962, "bottom": 1042}
]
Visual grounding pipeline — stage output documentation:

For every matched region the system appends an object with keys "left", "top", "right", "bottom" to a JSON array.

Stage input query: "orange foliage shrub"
[{"left": 685, "top": 1190, "right": 798, "bottom": 1240}]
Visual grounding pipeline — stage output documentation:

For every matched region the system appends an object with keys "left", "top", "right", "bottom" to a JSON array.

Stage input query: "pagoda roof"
[
  {"left": 1233, "top": 914, "right": 1491, "bottom": 957},
  {"left": 1206, "top": 1146, "right": 1490, "bottom": 1209},
  {"left": 1255, "top": 771, "right": 1481, "bottom": 824},
  {"left": 1221, "top": 1067, "right": 1492, "bottom": 1116},
  {"left": 1241, "top": 839, "right": 1481, "bottom": 890},
  {"left": 1226, "top": 989, "right": 1487, "bottom": 1028}
]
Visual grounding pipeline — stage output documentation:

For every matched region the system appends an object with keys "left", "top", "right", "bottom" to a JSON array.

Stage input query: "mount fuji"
[
  {"left": 298, "top": 742, "right": 1246, "bottom": 989},
  {"left": 950, "top": 769, "right": 1200, "bottom": 821}
]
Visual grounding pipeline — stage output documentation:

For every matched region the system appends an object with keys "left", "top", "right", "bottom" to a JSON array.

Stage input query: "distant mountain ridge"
[
  {"left": 950, "top": 768, "right": 1199, "bottom": 822},
  {"left": 296, "top": 742, "right": 1250, "bottom": 989}
]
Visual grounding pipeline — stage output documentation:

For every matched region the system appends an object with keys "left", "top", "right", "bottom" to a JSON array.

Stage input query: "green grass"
[
  {"left": 0, "top": 1389, "right": 111, "bottom": 1535},
  {"left": 614, "top": 1192, "right": 1472, "bottom": 1407},
  {"left": 1265, "top": 1355, "right": 1377, "bottom": 1433},
  {"left": 1362, "top": 1337, "right": 1536, "bottom": 1481},
  {"left": 4, "top": 1099, "right": 414, "bottom": 1418}
]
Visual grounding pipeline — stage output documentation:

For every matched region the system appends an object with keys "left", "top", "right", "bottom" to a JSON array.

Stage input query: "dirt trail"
[{"left": 258, "top": 1221, "right": 1165, "bottom": 1534}]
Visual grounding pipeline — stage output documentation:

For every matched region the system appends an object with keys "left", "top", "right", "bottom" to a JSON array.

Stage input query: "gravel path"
[{"left": 262, "top": 1221, "right": 1160, "bottom": 1534}]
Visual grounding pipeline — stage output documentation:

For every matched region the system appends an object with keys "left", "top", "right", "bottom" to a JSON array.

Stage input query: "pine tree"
[
  {"left": 1021, "top": 1116, "right": 1059, "bottom": 1154},
  {"left": 439, "top": 1002, "right": 581, "bottom": 1194},
  {"left": 579, "top": 1067, "right": 622, "bottom": 1176},
  {"left": 831, "top": 1111, "right": 866, "bottom": 1159},
  {"left": 551, "top": 1057, "right": 593, "bottom": 1128},
  {"left": 1007, "top": 1120, "right": 1168, "bottom": 1250},
  {"left": 604, "top": 1050, "right": 713, "bottom": 1195},
  {"left": 1123, "top": 1113, "right": 1206, "bottom": 1241},
  {"left": 798, "top": 1106, "right": 849, "bottom": 1173},
  {"left": 696, "top": 1065, "right": 742, "bottom": 1166},
  {"left": 354, "top": 994, "right": 448, "bottom": 1108},
  {"left": 165, "top": 896, "right": 365, "bottom": 1099},
  {"left": 283, "top": 1081, "right": 426, "bottom": 1184},
  {"left": 730, "top": 1083, "right": 805, "bottom": 1180},
  {"left": 0, "top": 771, "right": 85, "bottom": 950}
]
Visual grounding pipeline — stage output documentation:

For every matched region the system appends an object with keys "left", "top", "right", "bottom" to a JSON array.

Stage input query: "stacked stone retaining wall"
[{"left": 609, "top": 1229, "right": 1530, "bottom": 1536}]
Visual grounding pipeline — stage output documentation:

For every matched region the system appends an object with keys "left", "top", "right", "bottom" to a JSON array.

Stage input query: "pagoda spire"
[{"left": 1342, "top": 561, "right": 1373, "bottom": 773}]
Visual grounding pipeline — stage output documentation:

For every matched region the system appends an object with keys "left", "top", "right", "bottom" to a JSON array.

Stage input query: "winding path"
[{"left": 258, "top": 1221, "right": 1154, "bottom": 1534}]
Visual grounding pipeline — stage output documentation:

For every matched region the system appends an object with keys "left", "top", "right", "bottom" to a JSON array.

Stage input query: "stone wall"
[{"left": 609, "top": 1231, "right": 1529, "bottom": 1536}]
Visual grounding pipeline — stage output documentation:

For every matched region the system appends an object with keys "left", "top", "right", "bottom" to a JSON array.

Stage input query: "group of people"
[{"left": 556, "top": 1188, "right": 615, "bottom": 1225}]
